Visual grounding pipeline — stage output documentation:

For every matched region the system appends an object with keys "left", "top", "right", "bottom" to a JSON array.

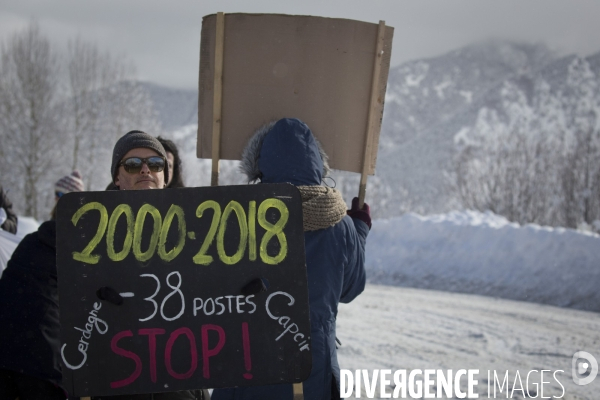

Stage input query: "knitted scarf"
[{"left": 297, "top": 186, "right": 347, "bottom": 231}]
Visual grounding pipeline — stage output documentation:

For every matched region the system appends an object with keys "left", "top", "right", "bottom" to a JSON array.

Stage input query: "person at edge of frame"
[
  {"left": 106, "top": 135, "right": 185, "bottom": 191},
  {"left": 0, "top": 184, "right": 18, "bottom": 234},
  {"left": 0, "top": 171, "right": 85, "bottom": 400},
  {"left": 92, "top": 130, "right": 209, "bottom": 400},
  {"left": 212, "top": 118, "right": 370, "bottom": 400}
]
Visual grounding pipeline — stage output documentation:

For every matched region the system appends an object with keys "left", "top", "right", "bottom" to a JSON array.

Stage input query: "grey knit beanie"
[{"left": 111, "top": 130, "right": 169, "bottom": 185}]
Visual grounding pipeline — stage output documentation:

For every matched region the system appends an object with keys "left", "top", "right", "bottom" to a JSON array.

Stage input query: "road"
[{"left": 337, "top": 284, "right": 600, "bottom": 399}]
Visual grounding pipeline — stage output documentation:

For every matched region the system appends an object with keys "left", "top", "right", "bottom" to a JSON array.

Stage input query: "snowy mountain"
[
  {"left": 147, "top": 40, "right": 600, "bottom": 218},
  {"left": 378, "top": 42, "right": 600, "bottom": 216},
  {"left": 377, "top": 41, "right": 558, "bottom": 214},
  {"left": 381, "top": 40, "right": 555, "bottom": 148},
  {"left": 141, "top": 82, "right": 197, "bottom": 130}
]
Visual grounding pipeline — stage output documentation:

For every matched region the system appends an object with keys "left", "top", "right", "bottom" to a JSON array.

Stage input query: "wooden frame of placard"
[
  {"left": 211, "top": 12, "right": 225, "bottom": 187},
  {"left": 198, "top": 13, "right": 393, "bottom": 203},
  {"left": 359, "top": 20, "right": 386, "bottom": 206}
]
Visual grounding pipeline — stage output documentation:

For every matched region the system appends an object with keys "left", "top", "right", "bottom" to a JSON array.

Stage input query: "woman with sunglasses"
[{"left": 0, "top": 171, "right": 84, "bottom": 399}]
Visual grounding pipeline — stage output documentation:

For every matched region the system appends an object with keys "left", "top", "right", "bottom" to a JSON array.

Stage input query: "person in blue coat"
[{"left": 212, "top": 118, "right": 371, "bottom": 400}]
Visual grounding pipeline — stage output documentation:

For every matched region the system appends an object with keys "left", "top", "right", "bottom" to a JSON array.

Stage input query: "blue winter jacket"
[{"left": 213, "top": 118, "right": 368, "bottom": 400}]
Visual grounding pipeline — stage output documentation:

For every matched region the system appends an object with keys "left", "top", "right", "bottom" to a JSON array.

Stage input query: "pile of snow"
[
  {"left": 14, "top": 216, "right": 40, "bottom": 238},
  {"left": 366, "top": 210, "right": 600, "bottom": 312},
  {"left": 0, "top": 216, "right": 40, "bottom": 273}
]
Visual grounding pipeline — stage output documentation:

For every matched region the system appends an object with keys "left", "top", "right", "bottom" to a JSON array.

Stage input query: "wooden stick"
[
  {"left": 211, "top": 12, "right": 225, "bottom": 187},
  {"left": 358, "top": 20, "right": 386, "bottom": 207},
  {"left": 292, "top": 382, "right": 304, "bottom": 400}
]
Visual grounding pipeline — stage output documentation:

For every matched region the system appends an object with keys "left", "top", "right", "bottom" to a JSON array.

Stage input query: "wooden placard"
[
  {"left": 56, "top": 184, "right": 311, "bottom": 396},
  {"left": 198, "top": 13, "right": 394, "bottom": 175}
]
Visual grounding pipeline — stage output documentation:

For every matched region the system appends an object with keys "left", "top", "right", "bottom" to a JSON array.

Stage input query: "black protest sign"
[{"left": 56, "top": 184, "right": 311, "bottom": 397}]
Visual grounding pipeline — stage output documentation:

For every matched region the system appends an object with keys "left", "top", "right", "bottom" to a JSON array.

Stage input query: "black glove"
[
  {"left": 241, "top": 277, "right": 270, "bottom": 296},
  {"left": 96, "top": 286, "right": 124, "bottom": 305},
  {"left": 347, "top": 197, "right": 371, "bottom": 229}
]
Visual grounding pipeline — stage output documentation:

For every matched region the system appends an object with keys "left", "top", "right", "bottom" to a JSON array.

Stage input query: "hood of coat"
[{"left": 240, "top": 118, "right": 330, "bottom": 186}]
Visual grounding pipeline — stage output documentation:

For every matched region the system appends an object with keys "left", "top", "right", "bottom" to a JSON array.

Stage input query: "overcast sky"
[{"left": 1, "top": 0, "right": 599, "bottom": 89}]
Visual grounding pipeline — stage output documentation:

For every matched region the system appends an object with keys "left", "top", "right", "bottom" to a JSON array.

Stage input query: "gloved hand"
[
  {"left": 347, "top": 197, "right": 371, "bottom": 229},
  {"left": 96, "top": 286, "right": 124, "bottom": 305}
]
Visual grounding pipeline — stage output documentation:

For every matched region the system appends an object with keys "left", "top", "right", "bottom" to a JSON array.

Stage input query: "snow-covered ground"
[
  {"left": 365, "top": 211, "right": 600, "bottom": 312},
  {"left": 337, "top": 284, "right": 600, "bottom": 399},
  {"left": 0, "top": 216, "right": 40, "bottom": 273}
]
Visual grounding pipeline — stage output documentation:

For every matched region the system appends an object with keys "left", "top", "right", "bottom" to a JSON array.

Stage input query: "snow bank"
[
  {"left": 366, "top": 210, "right": 600, "bottom": 312},
  {"left": 0, "top": 216, "right": 40, "bottom": 273}
]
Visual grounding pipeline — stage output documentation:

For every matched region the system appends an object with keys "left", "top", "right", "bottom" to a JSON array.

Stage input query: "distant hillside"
[
  {"left": 148, "top": 40, "right": 600, "bottom": 217},
  {"left": 141, "top": 82, "right": 197, "bottom": 130},
  {"left": 377, "top": 40, "right": 559, "bottom": 214}
]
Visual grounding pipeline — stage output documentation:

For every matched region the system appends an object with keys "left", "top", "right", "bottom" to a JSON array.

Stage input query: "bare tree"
[
  {"left": 559, "top": 58, "right": 600, "bottom": 229},
  {"left": 452, "top": 58, "right": 600, "bottom": 231},
  {"left": 0, "top": 23, "right": 62, "bottom": 219},
  {"left": 104, "top": 79, "right": 161, "bottom": 142},
  {"left": 0, "top": 23, "right": 163, "bottom": 218},
  {"left": 66, "top": 37, "right": 108, "bottom": 174},
  {"left": 65, "top": 39, "right": 160, "bottom": 191}
]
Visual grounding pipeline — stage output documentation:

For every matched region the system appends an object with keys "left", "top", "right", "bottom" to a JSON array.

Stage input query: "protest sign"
[
  {"left": 56, "top": 184, "right": 311, "bottom": 397},
  {"left": 197, "top": 13, "right": 394, "bottom": 177}
]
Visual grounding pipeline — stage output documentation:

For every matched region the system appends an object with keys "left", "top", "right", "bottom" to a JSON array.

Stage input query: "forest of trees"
[
  {"left": 0, "top": 22, "right": 159, "bottom": 220},
  {"left": 453, "top": 57, "right": 600, "bottom": 232}
]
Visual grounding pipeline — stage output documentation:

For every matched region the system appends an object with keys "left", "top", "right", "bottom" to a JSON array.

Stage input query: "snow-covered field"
[
  {"left": 337, "top": 284, "right": 600, "bottom": 399},
  {"left": 0, "top": 216, "right": 39, "bottom": 274},
  {"left": 366, "top": 211, "right": 600, "bottom": 312}
]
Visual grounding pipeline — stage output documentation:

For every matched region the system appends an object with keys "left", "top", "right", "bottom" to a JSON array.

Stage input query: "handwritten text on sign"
[{"left": 56, "top": 184, "right": 311, "bottom": 397}]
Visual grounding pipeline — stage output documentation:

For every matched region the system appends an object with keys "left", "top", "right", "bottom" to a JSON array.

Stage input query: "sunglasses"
[
  {"left": 55, "top": 191, "right": 65, "bottom": 198},
  {"left": 119, "top": 156, "right": 166, "bottom": 174}
]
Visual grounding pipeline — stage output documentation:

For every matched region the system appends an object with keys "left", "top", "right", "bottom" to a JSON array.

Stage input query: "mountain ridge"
[{"left": 144, "top": 39, "right": 600, "bottom": 217}]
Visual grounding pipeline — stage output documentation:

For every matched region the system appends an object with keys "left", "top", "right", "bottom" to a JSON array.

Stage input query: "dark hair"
[
  {"left": 157, "top": 136, "right": 185, "bottom": 188},
  {"left": 50, "top": 203, "right": 57, "bottom": 221},
  {"left": 105, "top": 182, "right": 118, "bottom": 191}
]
